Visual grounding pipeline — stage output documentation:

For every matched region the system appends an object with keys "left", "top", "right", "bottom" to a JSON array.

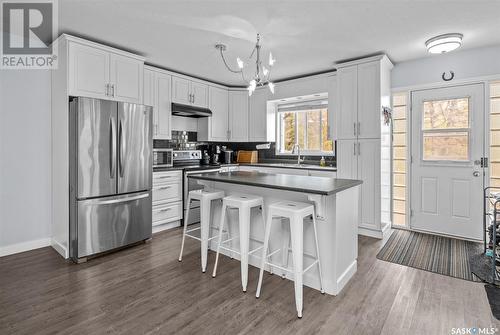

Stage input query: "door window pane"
[
  {"left": 423, "top": 98, "right": 469, "bottom": 130},
  {"left": 423, "top": 132, "right": 469, "bottom": 161}
]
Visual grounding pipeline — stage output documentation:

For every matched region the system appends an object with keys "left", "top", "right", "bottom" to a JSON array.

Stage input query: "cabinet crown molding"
[
  {"left": 335, "top": 54, "right": 393, "bottom": 70},
  {"left": 55, "top": 33, "right": 146, "bottom": 61}
]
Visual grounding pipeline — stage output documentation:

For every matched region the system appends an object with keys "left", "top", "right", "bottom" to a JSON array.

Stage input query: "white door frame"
[{"left": 405, "top": 82, "right": 487, "bottom": 240}]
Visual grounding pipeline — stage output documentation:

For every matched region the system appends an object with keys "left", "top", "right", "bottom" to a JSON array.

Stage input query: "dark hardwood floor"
[{"left": 1, "top": 228, "right": 497, "bottom": 335}]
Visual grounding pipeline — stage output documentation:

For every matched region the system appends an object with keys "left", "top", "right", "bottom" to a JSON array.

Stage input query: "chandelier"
[{"left": 215, "top": 33, "right": 275, "bottom": 96}]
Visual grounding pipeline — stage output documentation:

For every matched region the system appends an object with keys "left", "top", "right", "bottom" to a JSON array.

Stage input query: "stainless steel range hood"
[{"left": 171, "top": 103, "right": 212, "bottom": 118}]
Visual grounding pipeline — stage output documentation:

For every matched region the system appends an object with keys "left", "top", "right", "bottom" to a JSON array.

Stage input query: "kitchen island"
[{"left": 189, "top": 170, "right": 362, "bottom": 295}]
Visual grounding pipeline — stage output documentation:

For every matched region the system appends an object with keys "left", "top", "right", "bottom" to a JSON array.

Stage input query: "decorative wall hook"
[{"left": 442, "top": 71, "right": 455, "bottom": 81}]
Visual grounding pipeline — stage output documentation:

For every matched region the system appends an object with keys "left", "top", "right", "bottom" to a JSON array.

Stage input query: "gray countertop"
[{"left": 188, "top": 171, "right": 361, "bottom": 195}]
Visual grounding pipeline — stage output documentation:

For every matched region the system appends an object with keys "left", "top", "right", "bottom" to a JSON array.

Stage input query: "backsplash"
[{"left": 154, "top": 131, "right": 336, "bottom": 167}]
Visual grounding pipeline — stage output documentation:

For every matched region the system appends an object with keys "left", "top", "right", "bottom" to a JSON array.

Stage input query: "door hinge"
[{"left": 481, "top": 157, "right": 489, "bottom": 168}]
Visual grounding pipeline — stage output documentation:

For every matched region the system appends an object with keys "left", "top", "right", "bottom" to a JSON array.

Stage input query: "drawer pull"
[
  {"left": 157, "top": 186, "right": 172, "bottom": 190},
  {"left": 158, "top": 208, "right": 172, "bottom": 212},
  {"left": 158, "top": 176, "right": 173, "bottom": 179}
]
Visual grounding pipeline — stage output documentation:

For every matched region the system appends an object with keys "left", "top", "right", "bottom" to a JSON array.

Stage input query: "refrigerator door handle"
[
  {"left": 119, "top": 119, "right": 124, "bottom": 177},
  {"left": 84, "top": 192, "right": 149, "bottom": 205},
  {"left": 109, "top": 117, "right": 116, "bottom": 179}
]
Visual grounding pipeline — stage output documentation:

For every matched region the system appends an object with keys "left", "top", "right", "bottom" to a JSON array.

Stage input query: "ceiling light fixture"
[
  {"left": 215, "top": 33, "right": 275, "bottom": 96},
  {"left": 425, "top": 33, "right": 463, "bottom": 54}
]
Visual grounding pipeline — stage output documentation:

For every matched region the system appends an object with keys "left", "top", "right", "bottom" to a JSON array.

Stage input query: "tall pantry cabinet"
[{"left": 333, "top": 55, "right": 393, "bottom": 239}]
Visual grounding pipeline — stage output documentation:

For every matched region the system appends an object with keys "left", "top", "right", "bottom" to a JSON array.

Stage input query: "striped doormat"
[{"left": 377, "top": 229, "right": 482, "bottom": 281}]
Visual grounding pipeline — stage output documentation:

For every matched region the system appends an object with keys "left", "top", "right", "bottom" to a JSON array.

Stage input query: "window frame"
[{"left": 275, "top": 97, "right": 333, "bottom": 156}]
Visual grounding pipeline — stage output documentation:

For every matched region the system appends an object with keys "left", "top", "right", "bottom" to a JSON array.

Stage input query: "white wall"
[
  {"left": 392, "top": 45, "right": 500, "bottom": 89},
  {"left": 0, "top": 70, "right": 52, "bottom": 256}
]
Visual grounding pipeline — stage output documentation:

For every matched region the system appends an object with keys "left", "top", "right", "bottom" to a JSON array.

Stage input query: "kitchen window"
[{"left": 276, "top": 98, "right": 333, "bottom": 155}]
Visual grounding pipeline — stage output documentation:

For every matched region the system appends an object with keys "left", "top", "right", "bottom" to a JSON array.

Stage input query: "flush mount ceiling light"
[
  {"left": 215, "top": 33, "right": 275, "bottom": 96},
  {"left": 425, "top": 33, "right": 463, "bottom": 54}
]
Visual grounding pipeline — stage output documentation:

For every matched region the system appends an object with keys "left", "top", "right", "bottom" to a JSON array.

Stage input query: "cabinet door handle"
[
  {"left": 112, "top": 84, "right": 115, "bottom": 97},
  {"left": 357, "top": 122, "right": 360, "bottom": 136},
  {"left": 358, "top": 142, "right": 361, "bottom": 155},
  {"left": 353, "top": 122, "right": 356, "bottom": 136},
  {"left": 192, "top": 93, "right": 195, "bottom": 104},
  {"left": 353, "top": 142, "right": 356, "bottom": 155},
  {"left": 105, "top": 83, "right": 109, "bottom": 96}
]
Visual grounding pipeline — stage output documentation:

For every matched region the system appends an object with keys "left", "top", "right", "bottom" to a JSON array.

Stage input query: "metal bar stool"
[
  {"left": 256, "top": 200, "right": 324, "bottom": 318},
  {"left": 178, "top": 189, "right": 225, "bottom": 273},
  {"left": 212, "top": 193, "right": 266, "bottom": 292}
]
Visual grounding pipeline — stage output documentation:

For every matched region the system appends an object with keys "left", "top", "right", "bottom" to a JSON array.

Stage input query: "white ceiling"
[{"left": 59, "top": 0, "right": 500, "bottom": 86}]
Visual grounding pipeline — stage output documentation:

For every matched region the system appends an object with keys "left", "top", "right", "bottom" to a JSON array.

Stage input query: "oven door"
[{"left": 184, "top": 169, "right": 221, "bottom": 225}]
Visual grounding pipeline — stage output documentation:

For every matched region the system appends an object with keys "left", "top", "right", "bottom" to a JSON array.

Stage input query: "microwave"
[{"left": 153, "top": 148, "right": 173, "bottom": 167}]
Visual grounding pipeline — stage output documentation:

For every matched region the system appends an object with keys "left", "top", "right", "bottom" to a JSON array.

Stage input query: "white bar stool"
[
  {"left": 256, "top": 201, "right": 324, "bottom": 318},
  {"left": 212, "top": 194, "right": 266, "bottom": 292},
  {"left": 178, "top": 189, "right": 225, "bottom": 273}
]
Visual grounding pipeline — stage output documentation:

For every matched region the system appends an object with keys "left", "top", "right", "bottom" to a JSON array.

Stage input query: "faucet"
[{"left": 292, "top": 144, "right": 304, "bottom": 165}]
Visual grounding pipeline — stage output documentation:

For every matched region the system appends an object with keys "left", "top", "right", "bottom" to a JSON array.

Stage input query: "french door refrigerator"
[{"left": 69, "top": 97, "right": 152, "bottom": 262}]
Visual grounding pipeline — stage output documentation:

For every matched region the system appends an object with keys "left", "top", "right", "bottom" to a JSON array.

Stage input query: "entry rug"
[{"left": 376, "top": 229, "right": 482, "bottom": 282}]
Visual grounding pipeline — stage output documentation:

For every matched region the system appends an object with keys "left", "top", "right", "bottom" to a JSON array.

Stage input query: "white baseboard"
[
  {"left": 358, "top": 222, "right": 392, "bottom": 240},
  {"left": 0, "top": 238, "right": 51, "bottom": 257},
  {"left": 51, "top": 238, "right": 68, "bottom": 259},
  {"left": 336, "top": 260, "right": 357, "bottom": 294},
  {"left": 153, "top": 220, "right": 180, "bottom": 234}
]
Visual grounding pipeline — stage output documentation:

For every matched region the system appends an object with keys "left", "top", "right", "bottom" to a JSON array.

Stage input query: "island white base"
[{"left": 197, "top": 181, "right": 360, "bottom": 296}]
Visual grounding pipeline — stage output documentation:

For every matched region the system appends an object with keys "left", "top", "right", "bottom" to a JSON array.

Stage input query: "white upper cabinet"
[
  {"left": 249, "top": 88, "right": 268, "bottom": 142},
  {"left": 109, "top": 53, "right": 143, "bottom": 104},
  {"left": 357, "top": 61, "right": 380, "bottom": 139},
  {"left": 172, "top": 77, "right": 191, "bottom": 105},
  {"left": 69, "top": 42, "right": 110, "bottom": 99},
  {"left": 191, "top": 82, "right": 209, "bottom": 108},
  {"left": 202, "top": 86, "right": 228, "bottom": 141},
  {"left": 335, "top": 66, "right": 358, "bottom": 140},
  {"left": 172, "top": 76, "right": 208, "bottom": 108},
  {"left": 67, "top": 40, "right": 144, "bottom": 103},
  {"left": 143, "top": 68, "right": 155, "bottom": 107},
  {"left": 228, "top": 90, "right": 249, "bottom": 142},
  {"left": 156, "top": 73, "right": 172, "bottom": 139},
  {"left": 327, "top": 75, "right": 336, "bottom": 141},
  {"left": 144, "top": 66, "right": 172, "bottom": 139}
]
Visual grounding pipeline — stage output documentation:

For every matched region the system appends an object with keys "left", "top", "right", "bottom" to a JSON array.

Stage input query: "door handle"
[
  {"left": 109, "top": 117, "right": 116, "bottom": 178},
  {"left": 119, "top": 119, "right": 124, "bottom": 177},
  {"left": 473, "top": 171, "right": 480, "bottom": 177},
  {"left": 85, "top": 192, "right": 149, "bottom": 205}
]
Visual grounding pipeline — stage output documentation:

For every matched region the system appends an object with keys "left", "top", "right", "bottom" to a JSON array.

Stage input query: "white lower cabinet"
[
  {"left": 337, "top": 138, "right": 381, "bottom": 234},
  {"left": 237, "top": 165, "right": 335, "bottom": 177},
  {"left": 152, "top": 170, "right": 182, "bottom": 228}
]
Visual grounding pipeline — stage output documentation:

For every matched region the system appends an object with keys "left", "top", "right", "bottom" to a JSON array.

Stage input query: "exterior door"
[
  {"left": 117, "top": 103, "right": 152, "bottom": 194},
  {"left": 410, "top": 84, "right": 485, "bottom": 240},
  {"left": 75, "top": 98, "right": 117, "bottom": 199}
]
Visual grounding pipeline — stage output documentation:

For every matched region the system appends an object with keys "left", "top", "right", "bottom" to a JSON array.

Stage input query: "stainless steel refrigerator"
[{"left": 69, "top": 97, "right": 152, "bottom": 262}]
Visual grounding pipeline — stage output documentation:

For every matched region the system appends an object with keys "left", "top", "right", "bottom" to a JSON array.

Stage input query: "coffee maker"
[{"left": 208, "top": 144, "right": 221, "bottom": 165}]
